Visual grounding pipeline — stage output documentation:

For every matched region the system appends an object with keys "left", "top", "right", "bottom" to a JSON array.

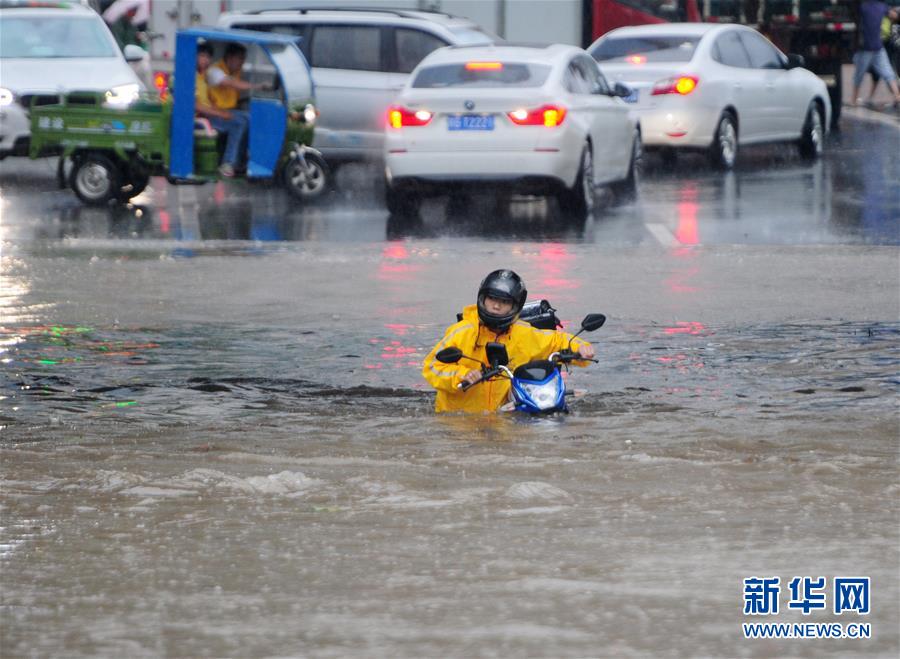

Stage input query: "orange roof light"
[
  {"left": 627, "top": 55, "right": 647, "bottom": 65},
  {"left": 465, "top": 61, "right": 503, "bottom": 70}
]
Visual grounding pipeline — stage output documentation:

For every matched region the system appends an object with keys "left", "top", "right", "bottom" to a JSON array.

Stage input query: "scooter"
[{"left": 435, "top": 312, "right": 606, "bottom": 414}]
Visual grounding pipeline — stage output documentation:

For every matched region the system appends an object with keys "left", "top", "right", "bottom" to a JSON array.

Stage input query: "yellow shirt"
[
  {"left": 422, "top": 304, "right": 591, "bottom": 413},
  {"left": 208, "top": 60, "right": 240, "bottom": 110},
  {"left": 195, "top": 70, "right": 211, "bottom": 107}
]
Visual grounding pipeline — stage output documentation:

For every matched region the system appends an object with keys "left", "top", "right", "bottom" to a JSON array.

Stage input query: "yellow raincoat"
[{"left": 422, "top": 304, "right": 592, "bottom": 413}]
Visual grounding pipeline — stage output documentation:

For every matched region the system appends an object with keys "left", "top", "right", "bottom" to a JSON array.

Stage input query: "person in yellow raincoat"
[{"left": 422, "top": 269, "right": 595, "bottom": 413}]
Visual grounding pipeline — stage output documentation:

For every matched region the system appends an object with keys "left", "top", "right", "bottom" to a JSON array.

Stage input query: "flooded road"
[{"left": 1, "top": 117, "right": 899, "bottom": 657}]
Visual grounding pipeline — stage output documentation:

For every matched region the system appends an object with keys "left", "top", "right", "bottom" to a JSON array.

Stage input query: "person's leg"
[
  {"left": 230, "top": 109, "right": 251, "bottom": 169},
  {"left": 869, "top": 48, "right": 900, "bottom": 105},
  {"left": 852, "top": 51, "right": 875, "bottom": 105},
  {"left": 208, "top": 113, "right": 247, "bottom": 168}
]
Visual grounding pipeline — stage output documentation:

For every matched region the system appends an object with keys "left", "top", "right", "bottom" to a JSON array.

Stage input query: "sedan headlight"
[
  {"left": 519, "top": 380, "right": 562, "bottom": 410},
  {"left": 105, "top": 83, "right": 140, "bottom": 107},
  {"left": 0, "top": 87, "right": 14, "bottom": 107}
]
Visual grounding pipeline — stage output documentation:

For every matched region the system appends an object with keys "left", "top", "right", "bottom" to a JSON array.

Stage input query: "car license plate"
[
  {"left": 624, "top": 89, "right": 639, "bottom": 104},
  {"left": 448, "top": 114, "right": 494, "bottom": 131}
]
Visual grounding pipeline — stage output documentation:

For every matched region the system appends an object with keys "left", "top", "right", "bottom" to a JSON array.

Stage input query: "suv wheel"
[{"left": 385, "top": 184, "right": 421, "bottom": 216}]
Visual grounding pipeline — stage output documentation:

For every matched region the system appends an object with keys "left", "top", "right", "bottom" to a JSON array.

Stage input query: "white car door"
[
  {"left": 711, "top": 29, "right": 768, "bottom": 142},
  {"left": 566, "top": 56, "right": 631, "bottom": 184},
  {"left": 308, "top": 24, "right": 393, "bottom": 159},
  {"left": 739, "top": 30, "right": 806, "bottom": 137}
]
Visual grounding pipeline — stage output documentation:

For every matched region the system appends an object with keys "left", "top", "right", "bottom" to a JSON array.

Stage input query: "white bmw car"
[
  {"left": 589, "top": 23, "right": 830, "bottom": 168},
  {"left": 383, "top": 43, "right": 641, "bottom": 217},
  {"left": 0, "top": 1, "right": 144, "bottom": 160}
]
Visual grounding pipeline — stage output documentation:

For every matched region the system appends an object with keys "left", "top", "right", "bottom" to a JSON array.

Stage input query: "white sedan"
[
  {"left": 383, "top": 44, "right": 641, "bottom": 218},
  {"left": 589, "top": 23, "right": 830, "bottom": 168}
]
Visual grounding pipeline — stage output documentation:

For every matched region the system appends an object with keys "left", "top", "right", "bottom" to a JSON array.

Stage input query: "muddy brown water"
[{"left": 1, "top": 240, "right": 898, "bottom": 657}]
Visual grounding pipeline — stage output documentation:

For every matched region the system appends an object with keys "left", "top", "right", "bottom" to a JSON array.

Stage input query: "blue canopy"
[{"left": 170, "top": 27, "right": 311, "bottom": 179}]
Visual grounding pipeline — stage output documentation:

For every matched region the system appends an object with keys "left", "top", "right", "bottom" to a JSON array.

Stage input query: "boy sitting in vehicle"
[
  {"left": 422, "top": 269, "right": 595, "bottom": 413},
  {"left": 195, "top": 41, "right": 248, "bottom": 177}
]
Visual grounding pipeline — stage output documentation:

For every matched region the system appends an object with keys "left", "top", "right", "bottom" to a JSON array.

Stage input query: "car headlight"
[
  {"left": 519, "top": 380, "right": 562, "bottom": 410},
  {"left": 0, "top": 87, "right": 14, "bottom": 107},
  {"left": 105, "top": 83, "right": 140, "bottom": 107}
]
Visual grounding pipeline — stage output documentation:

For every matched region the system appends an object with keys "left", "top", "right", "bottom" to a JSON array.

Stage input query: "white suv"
[
  {"left": 218, "top": 6, "right": 496, "bottom": 166},
  {"left": 0, "top": 0, "right": 144, "bottom": 159}
]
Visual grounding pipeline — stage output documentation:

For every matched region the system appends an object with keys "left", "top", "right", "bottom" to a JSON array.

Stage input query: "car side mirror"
[
  {"left": 613, "top": 82, "right": 632, "bottom": 98},
  {"left": 123, "top": 44, "right": 146, "bottom": 63},
  {"left": 435, "top": 347, "right": 463, "bottom": 364},
  {"left": 485, "top": 342, "right": 509, "bottom": 368},
  {"left": 785, "top": 54, "right": 805, "bottom": 70}
]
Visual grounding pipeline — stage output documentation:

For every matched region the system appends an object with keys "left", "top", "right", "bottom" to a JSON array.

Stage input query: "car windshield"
[
  {"left": 447, "top": 26, "right": 499, "bottom": 45},
  {"left": 412, "top": 62, "right": 551, "bottom": 88},
  {"left": 0, "top": 16, "right": 118, "bottom": 58},
  {"left": 591, "top": 35, "right": 700, "bottom": 63}
]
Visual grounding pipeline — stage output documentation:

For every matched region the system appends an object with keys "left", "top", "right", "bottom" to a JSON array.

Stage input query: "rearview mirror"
[
  {"left": 485, "top": 342, "right": 509, "bottom": 368},
  {"left": 785, "top": 53, "right": 805, "bottom": 70},
  {"left": 123, "top": 44, "right": 146, "bottom": 63},
  {"left": 613, "top": 82, "right": 632, "bottom": 98},
  {"left": 581, "top": 314, "right": 606, "bottom": 332},
  {"left": 435, "top": 347, "right": 463, "bottom": 364}
]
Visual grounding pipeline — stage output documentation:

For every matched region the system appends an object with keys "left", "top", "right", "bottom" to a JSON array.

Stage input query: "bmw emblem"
[{"left": 464, "top": 100, "right": 475, "bottom": 111}]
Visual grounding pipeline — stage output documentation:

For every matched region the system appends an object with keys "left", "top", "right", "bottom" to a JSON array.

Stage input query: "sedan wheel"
[
  {"left": 610, "top": 130, "right": 642, "bottom": 203},
  {"left": 709, "top": 114, "right": 737, "bottom": 170},
  {"left": 798, "top": 103, "right": 824, "bottom": 160},
  {"left": 558, "top": 144, "right": 594, "bottom": 220}
]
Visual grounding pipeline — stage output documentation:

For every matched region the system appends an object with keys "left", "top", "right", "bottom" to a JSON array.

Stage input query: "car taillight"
[
  {"left": 507, "top": 104, "right": 567, "bottom": 127},
  {"left": 388, "top": 106, "right": 433, "bottom": 128},
  {"left": 651, "top": 76, "right": 699, "bottom": 96}
]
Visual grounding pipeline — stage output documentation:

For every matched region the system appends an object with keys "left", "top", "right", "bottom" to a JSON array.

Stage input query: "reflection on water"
[{"left": 1, "top": 133, "right": 896, "bottom": 246}]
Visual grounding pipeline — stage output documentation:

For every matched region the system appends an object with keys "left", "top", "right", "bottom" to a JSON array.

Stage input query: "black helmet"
[{"left": 477, "top": 269, "right": 527, "bottom": 332}]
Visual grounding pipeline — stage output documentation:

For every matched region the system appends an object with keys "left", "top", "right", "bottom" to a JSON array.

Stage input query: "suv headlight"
[
  {"left": 0, "top": 87, "right": 14, "bottom": 107},
  {"left": 105, "top": 83, "right": 140, "bottom": 107}
]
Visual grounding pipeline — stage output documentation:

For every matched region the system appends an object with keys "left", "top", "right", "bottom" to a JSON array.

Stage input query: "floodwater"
[
  {"left": 2, "top": 237, "right": 898, "bottom": 657},
  {"left": 2, "top": 116, "right": 899, "bottom": 656}
]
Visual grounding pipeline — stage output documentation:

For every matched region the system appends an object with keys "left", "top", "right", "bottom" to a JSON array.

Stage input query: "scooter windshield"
[{"left": 513, "top": 360, "right": 556, "bottom": 381}]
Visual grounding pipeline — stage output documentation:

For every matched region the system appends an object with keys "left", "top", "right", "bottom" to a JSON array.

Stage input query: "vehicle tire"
[
  {"left": 557, "top": 144, "right": 594, "bottom": 220},
  {"left": 385, "top": 183, "right": 421, "bottom": 216},
  {"left": 798, "top": 102, "right": 824, "bottom": 160},
  {"left": 70, "top": 152, "right": 121, "bottom": 206},
  {"left": 708, "top": 112, "right": 738, "bottom": 170},
  {"left": 118, "top": 163, "right": 150, "bottom": 202},
  {"left": 282, "top": 150, "right": 329, "bottom": 202},
  {"left": 609, "top": 130, "right": 642, "bottom": 203}
]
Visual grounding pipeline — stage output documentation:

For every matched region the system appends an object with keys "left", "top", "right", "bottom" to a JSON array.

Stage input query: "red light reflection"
[
  {"left": 527, "top": 243, "right": 581, "bottom": 295},
  {"left": 378, "top": 242, "right": 422, "bottom": 280},
  {"left": 664, "top": 321, "right": 707, "bottom": 335}
]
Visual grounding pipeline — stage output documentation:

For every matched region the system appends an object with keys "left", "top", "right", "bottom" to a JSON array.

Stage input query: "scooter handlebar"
[{"left": 457, "top": 367, "right": 507, "bottom": 390}]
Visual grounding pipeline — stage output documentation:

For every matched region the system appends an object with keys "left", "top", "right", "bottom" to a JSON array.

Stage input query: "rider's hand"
[
  {"left": 576, "top": 344, "right": 595, "bottom": 360},
  {"left": 461, "top": 369, "right": 483, "bottom": 386}
]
